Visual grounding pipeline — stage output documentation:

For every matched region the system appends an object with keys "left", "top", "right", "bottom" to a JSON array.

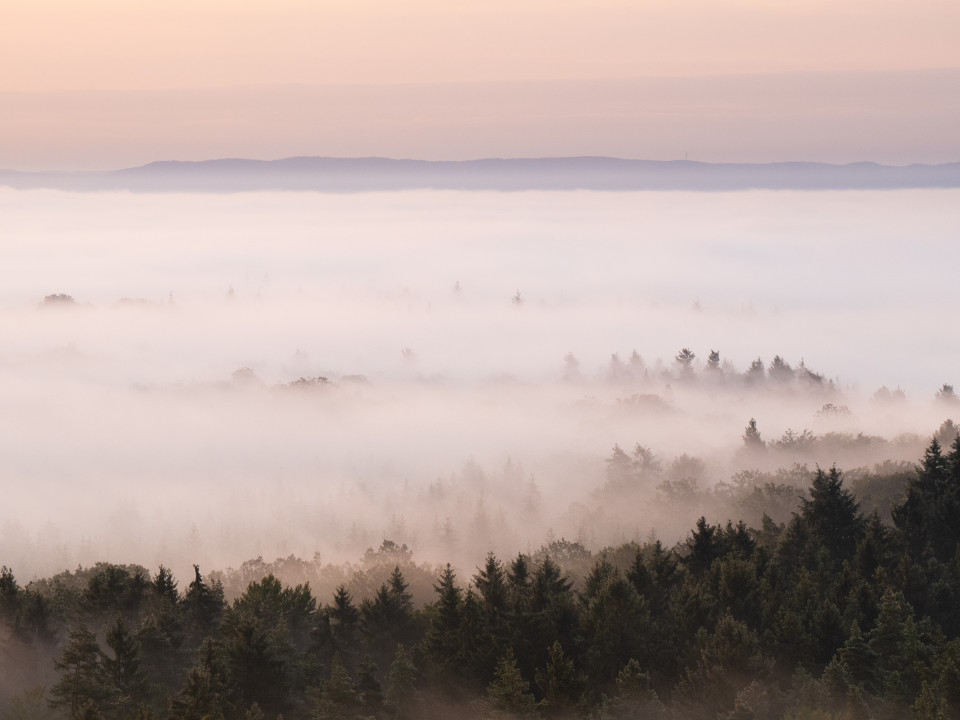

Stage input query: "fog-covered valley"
[{"left": 2, "top": 187, "right": 959, "bottom": 582}]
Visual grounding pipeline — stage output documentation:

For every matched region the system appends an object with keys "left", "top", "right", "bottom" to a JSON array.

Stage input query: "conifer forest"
[{"left": 3, "top": 429, "right": 960, "bottom": 720}]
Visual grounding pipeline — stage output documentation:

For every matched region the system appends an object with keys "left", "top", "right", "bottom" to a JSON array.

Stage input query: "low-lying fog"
[{"left": 1, "top": 187, "right": 958, "bottom": 581}]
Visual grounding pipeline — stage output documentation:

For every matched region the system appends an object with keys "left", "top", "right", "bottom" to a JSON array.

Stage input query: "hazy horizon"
[
  {"left": 4, "top": 68, "right": 960, "bottom": 172},
  {"left": 3, "top": 0, "right": 959, "bottom": 589},
  {"left": 4, "top": 0, "right": 960, "bottom": 171}
]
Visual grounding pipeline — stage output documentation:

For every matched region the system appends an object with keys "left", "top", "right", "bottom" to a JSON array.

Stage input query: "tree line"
[{"left": 3, "top": 437, "right": 960, "bottom": 720}]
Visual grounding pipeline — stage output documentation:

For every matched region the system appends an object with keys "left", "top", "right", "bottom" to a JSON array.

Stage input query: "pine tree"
[
  {"left": 706, "top": 350, "right": 721, "bottom": 372},
  {"left": 743, "top": 419, "right": 765, "bottom": 450},
  {"left": 894, "top": 438, "right": 945, "bottom": 556},
  {"left": 934, "top": 435, "right": 960, "bottom": 560},
  {"left": 605, "top": 445, "right": 636, "bottom": 488},
  {"left": 384, "top": 644, "right": 417, "bottom": 720},
  {"left": 800, "top": 467, "right": 864, "bottom": 562},
  {"left": 838, "top": 622, "right": 879, "bottom": 695},
  {"left": 183, "top": 565, "right": 225, "bottom": 643},
  {"left": 507, "top": 554, "right": 532, "bottom": 615},
  {"left": 328, "top": 585, "right": 359, "bottom": 646},
  {"left": 746, "top": 358, "right": 765, "bottom": 384},
  {"left": 474, "top": 553, "right": 507, "bottom": 616},
  {"left": 535, "top": 641, "right": 580, "bottom": 717},
  {"left": 424, "top": 564, "right": 462, "bottom": 675},
  {"left": 685, "top": 517, "right": 721, "bottom": 574},
  {"left": 170, "top": 637, "right": 231, "bottom": 720},
  {"left": 531, "top": 557, "right": 572, "bottom": 611},
  {"left": 49, "top": 626, "right": 108, "bottom": 720},
  {"left": 0, "top": 566, "right": 19, "bottom": 627},
  {"left": 626, "top": 548, "right": 654, "bottom": 600},
  {"left": 769, "top": 355, "right": 794, "bottom": 383},
  {"left": 313, "top": 654, "right": 362, "bottom": 720},
  {"left": 388, "top": 567, "right": 413, "bottom": 616},
  {"left": 581, "top": 566, "right": 649, "bottom": 683},
  {"left": 219, "top": 575, "right": 300, "bottom": 714},
  {"left": 868, "top": 591, "right": 910, "bottom": 674},
  {"left": 604, "top": 658, "right": 666, "bottom": 719},
  {"left": 675, "top": 348, "right": 696, "bottom": 380},
  {"left": 153, "top": 566, "right": 179, "bottom": 604},
  {"left": 486, "top": 650, "right": 537, "bottom": 717},
  {"left": 912, "top": 681, "right": 948, "bottom": 720}
]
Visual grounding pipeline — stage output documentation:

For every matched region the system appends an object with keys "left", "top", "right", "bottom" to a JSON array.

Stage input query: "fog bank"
[{"left": 1, "top": 188, "right": 957, "bottom": 580}]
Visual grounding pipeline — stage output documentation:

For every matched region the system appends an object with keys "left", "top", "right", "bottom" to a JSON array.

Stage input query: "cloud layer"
[{"left": 1, "top": 188, "right": 957, "bottom": 580}]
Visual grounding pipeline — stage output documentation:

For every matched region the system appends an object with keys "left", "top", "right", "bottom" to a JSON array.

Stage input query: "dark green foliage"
[
  {"left": 686, "top": 516, "right": 723, "bottom": 575},
  {"left": 48, "top": 626, "right": 108, "bottom": 720},
  {"left": 359, "top": 566, "right": 418, "bottom": 664},
  {"left": 604, "top": 659, "right": 667, "bottom": 719},
  {"left": 182, "top": 566, "right": 225, "bottom": 644},
  {"left": 138, "top": 568, "right": 188, "bottom": 698},
  {"left": 799, "top": 467, "right": 865, "bottom": 562},
  {"left": 423, "top": 564, "right": 462, "bottom": 677},
  {"left": 101, "top": 614, "right": 147, "bottom": 720},
  {"left": 535, "top": 641, "right": 580, "bottom": 717},
  {"left": 694, "top": 614, "right": 768, "bottom": 712},
  {"left": 327, "top": 585, "right": 359, "bottom": 645},
  {"left": 312, "top": 654, "right": 362, "bottom": 720},
  {"left": 356, "top": 657, "right": 384, "bottom": 715},
  {"left": 169, "top": 638, "right": 231, "bottom": 720},
  {"left": 0, "top": 566, "right": 19, "bottom": 625},
  {"left": 580, "top": 561, "right": 649, "bottom": 685},
  {"left": 80, "top": 565, "right": 150, "bottom": 628},
  {"left": 384, "top": 644, "right": 417, "bottom": 720},
  {"left": 8, "top": 441, "right": 960, "bottom": 720},
  {"left": 837, "top": 622, "right": 879, "bottom": 694},
  {"left": 486, "top": 650, "right": 537, "bottom": 717},
  {"left": 474, "top": 553, "right": 507, "bottom": 615},
  {"left": 218, "top": 574, "right": 315, "bottom": 714},
  {"left": 152, "top": 567, "right": 178, "bottom": 605},
  {"left": 894, "top": 436, "right": 960, "bottom": 563}
]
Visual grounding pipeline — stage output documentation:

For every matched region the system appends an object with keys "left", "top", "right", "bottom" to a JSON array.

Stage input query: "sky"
[{"left": 2, "top": 0, "right": 959, "bottom": 169}]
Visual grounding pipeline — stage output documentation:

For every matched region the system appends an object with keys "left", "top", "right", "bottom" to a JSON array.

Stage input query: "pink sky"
[{"left": 2, "top": 0, "right": 959, "bottom": 169}]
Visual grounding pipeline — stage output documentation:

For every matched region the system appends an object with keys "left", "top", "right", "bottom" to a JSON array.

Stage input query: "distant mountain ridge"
[{"left": 3, "top": 156, "right": 960, "bottom": 192}]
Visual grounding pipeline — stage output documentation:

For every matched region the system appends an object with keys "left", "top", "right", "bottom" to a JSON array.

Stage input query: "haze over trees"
[
  {"left": 2, "top": 436, "right": 960, "bottom": 719},
  {"left": 3, "top": 185, "right": 959, "bottom": 720}
]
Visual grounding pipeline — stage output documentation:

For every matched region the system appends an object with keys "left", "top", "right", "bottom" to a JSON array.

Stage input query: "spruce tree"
[
  {"left": 101, "top": 614, "right": 147, "bottom": 720},
  {"left": 328, "top": 585, "right": 359, "bottom": 642},
  {"left": 424, "top": 564, "right": 462, "bottom": 675},
  {"left": 894, "top": 437, "right": 952, "bottom": 559},
  {"left": 800, "top": 467, "right": 864, "bottom": 562},
  {"left": 183, "top": 566, "right": 225, "bottom": 643},
  {"left": 473, "top": 553, "right": 507, "bottom": 615}
]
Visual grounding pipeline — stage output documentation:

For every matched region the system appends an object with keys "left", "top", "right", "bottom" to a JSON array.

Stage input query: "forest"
[{"left": 3, "top": 433, "right": 960, "bottom": 720}]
